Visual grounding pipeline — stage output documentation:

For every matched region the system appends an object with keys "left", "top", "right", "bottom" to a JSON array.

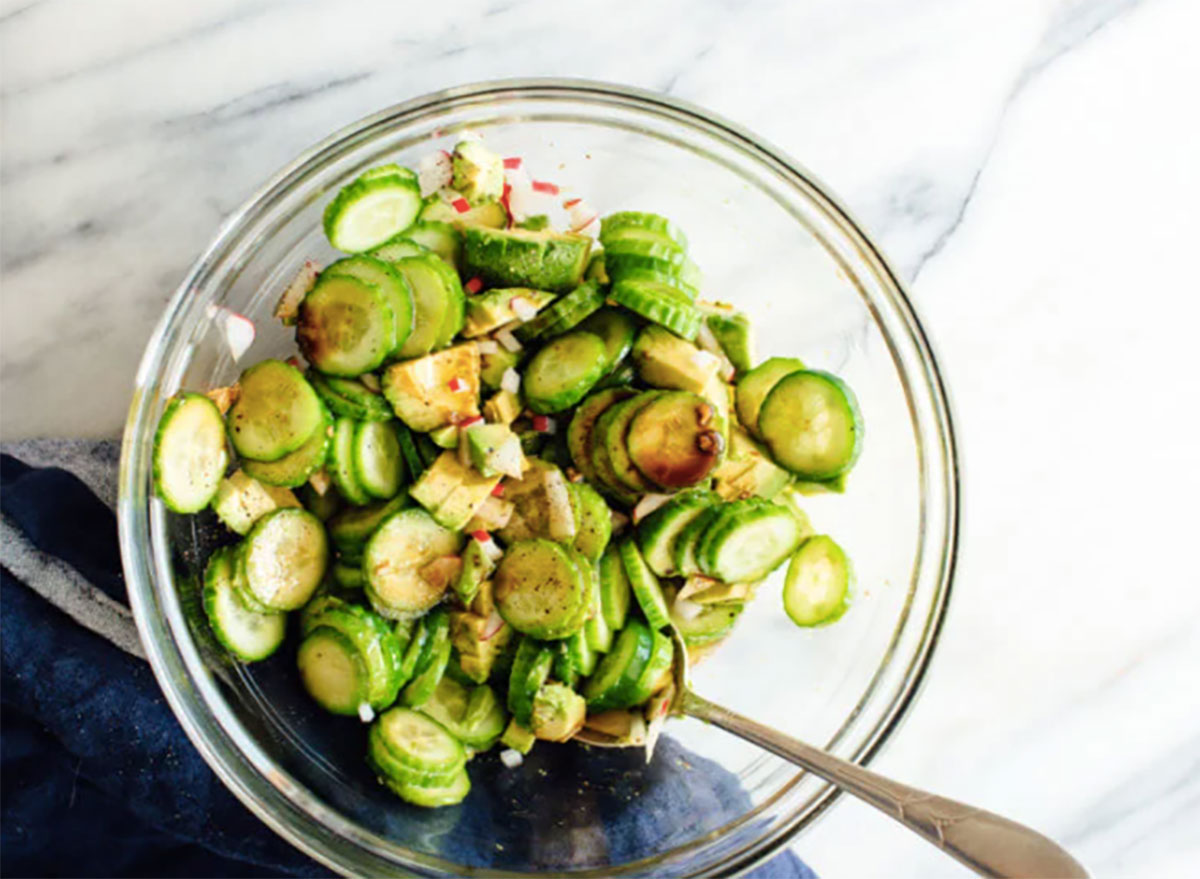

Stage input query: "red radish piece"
[
  {"left": 491, "top": 483, "right": 506, "bottom": 497},
  {"left": 532, "top": 415, "right": 552, "bottom": 433},
  {"left": 503, "top": 157, "right": 522, "bottom": 169},
  {"left": 478, "top": 534, "right": 505, "bottom": 563},
  {"left": 563, "top": 197, "right": 582, "bottom": 208},
  {"left": 447, "top": 377, "right": 469, "bottom": 393},
  {"left": 531, "top": 180, "right": 559, "bottom": 195},
  {"left": 464, "top": 277, "right": 484, "bottom": 294},
  {"left": 417, "top": 151, "right": 453, "bottom": 197},
  {"left": 472, "top": 530, "right": 491, "bottom": 543},
  {"left": 285, "top": 356, "right": 302, "bottom": 369},
  {"left": 480, "top": 610, "right": 506, "bottom": 641},
  {"left": 207, "top": 305, "right": 256, "bottom": 361},
  {"left": 458, "top": 415, "right": 484, "bottom": 431},
  {"left": 452, "top": 197, "right": 471, "bottom": 214}
]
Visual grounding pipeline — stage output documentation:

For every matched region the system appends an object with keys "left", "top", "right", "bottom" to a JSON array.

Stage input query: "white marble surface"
[{"left": 3, "top": 0, "right": 1200, "bottom": 875}]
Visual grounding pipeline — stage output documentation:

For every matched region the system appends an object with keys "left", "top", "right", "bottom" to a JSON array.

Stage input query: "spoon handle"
[{"left": 680, "top": 690, "right": 1087, "bottom": 878}]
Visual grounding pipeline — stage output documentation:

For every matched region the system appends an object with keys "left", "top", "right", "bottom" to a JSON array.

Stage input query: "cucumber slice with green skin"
[
  {"left": 418, "top": 677, "right": 507, "bottom": 750},
  {"left": 321, "top": 255, "right": 415, "bottom": 359},
  {"left": 393, "top": 422, "right": 426, "bottom": 482},
  {"left": 567, "top": 387, "right": 636, "bottom": 486},
  {"left": 758, "top": 370, "right": 863, "bottom": 480},
  {"left": 698, "top": 501, "right": 806, "bottom": 584},
  {"left": 352, "top": 419, "right": 405, "bottom": 499},
  {"left": 403, "top": 220, "right": 463, "bottom": 272},
  {"left": 480, "top": 346, "right": 523, "bottom": 391},
  {"left": 333, "top": 562, "right": 365, "bottom": 588},
  {"left": 494, "top": 539, "right": 589, "bottom": 640},
  {"left": 369, "top": 236, "right": 430, "bottom": 262},
  {"left": 462, "top": 226, "right": 592, "bottom": 293},
  {"left": 324, "top": 168, "right": 423, "bottom": 253},
  {"left": 611, "top": 279, "right": 702, "bottom": 340},
  {"left": 507, "top": 638, "right": 555, "bottom": 726},
  {"left": 671, "top": 602, "right": 742, "bottom": 646},
  {"left": 408, "top": 609, "right": 451, "bottom": 681},
  {"left": 618, "top": 539, "right": 671, "bottom": 630},
  {"left": 783, "top": 535, "right": 853, "bottom": 627},
  {"left": 153, "top": 393, "right": 229, "bottom": 513},
  {"left": 576, "top": 308, "right": 638, "bottom": 373},
  {"left": 571, "top": 482, "right": 612, "bottom": 562},
  {"left": 600, "top": 212, "right": 689, "bottom": 250},
  {"left": 636, "top": 490, "right": 719, "bottom": 577},
  {"left": 228, "top": 544, "right": 276, "bottom": 614},
  {"left": 592, "top": 361, "right": 637, "bottom": 392},
  {"left": 566, "top": 629, "right": 598, "bottom": 677},
  {"left": 387, "top": 769, "right": 471, "bottom": 808},
  {"left": 305, "top": 604, "right": 405, "bottom": 708},
  {"left": 307, "top": 371, "right": 393, "bottom": 422},
  {"left": 583, "top": 566, "right": 613, "bottom": 653},
  {"left": 598, "top": 543, "right": 632, "bottom": 632},
  {"left": 734, "top": 357, "right": 806, "bottom": 439},
  {"left": 699, "top": 304, "right": 754, "bottom": 374},
  {"left": 373, "top": 706, "right": 467, "bottom": 779},
  {"left": 364, "top": 509, "right": 464, "bottom": 617},
  {"left": 596, "top": 391, "right": 667, "bottom": 493},
  {"left": 627, "top": 390, "right": 724, "bottom": 489},
  {"left": 367, "top": 721, "right": 462, "bottom": 790},
  {"left": 328, "top": 494, "right": 408, "bottom": 556},
  {"left": 203, "top": 547, "right": 286, "bottom": 662},
  {"left": 402, "top": 631, "right": 451, "bottom": 708},
  {"left": 672, "top": 505, "right": 726, "bottom": 577},
  {"left": 298, "top": 627, "right": 369, "bottom": 714},
  {"left": 601, "top": 237, "right": 689, "bottom": 268},
  {"left": 392, "top": 254, "right": 463, "bottom": 359},
  {"left": 330, "top": 417, "right": 371, "bottom": 506},
  {"left": 228, "top": 360, "right": 325, "bottom": 462},
  {"left": 241, "top": 508, "right": 329, "bottom": 611},
  {"left": 241, "top": 408, "right": 332, "bottom": 489},
  {"left": 626, "top": 627, "right": 674, "bottom": 705},
  {"left": 690, "top": 498, "right": 768, "bottom": 576},
  {"left": 605, "top": 253, "right": 702, "bottom": 296},
  {"left": 513, "top": 281, "right": 606, "bottom": 342},
  {"left": 523, "top": 331, "right": 608, "bottom": 414},
  {"left": 415, "top": 434, "right": 441, "bottom": 470},
  {"left": 396, "top": 616, "right": 431, "bottom": 686},
  {"left": 298, "top": 275, "right": 396, "bottom": 377},
  {"left": 552, "top": 638, "right": 581, "bottom": 687},
  {"left": 584, "top": 250, "right": 609, "bottom": 284},
  {"left": 583, "top": 618, "right": 654, "bottom": 711}
]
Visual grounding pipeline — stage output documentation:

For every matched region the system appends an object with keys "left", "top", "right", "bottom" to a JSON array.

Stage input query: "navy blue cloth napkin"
[{"left": 0, "top": 450, "right": 814, "bottom": 878}]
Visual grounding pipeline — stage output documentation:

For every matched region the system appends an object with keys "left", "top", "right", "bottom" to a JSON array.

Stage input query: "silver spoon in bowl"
[{"left": 653, "top": 627, "right": 1088, "bottom": 879}]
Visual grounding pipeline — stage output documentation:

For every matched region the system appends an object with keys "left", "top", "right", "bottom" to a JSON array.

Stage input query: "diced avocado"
[
  {"left": 480, "top": 346, "right": 522, "bottom": 391},
  {"left": 470, "top": 578, "right": 496, "bottom": 617},
  {"left": 500, "top": 718, "right": 536, "bottom": 754},
  {"left": 464, "top": 495, "right": 515, "bottom": 533},
  {"left": 420, "top": 195, "right": 507, "bottom": 229},
  {"left": 632, "top": 324, "right": 721, "bottom": 394},
  {"left": 463, "top": 288, "right": 556, "bottom": 338},
  {"left": 410, "top": 450, "right": 501, "bottom": 529},
  {"left": 436, "top": 477, "right": 503, "bottom": 531},
  {"left": 482, "top": 389, "right": 521, "bottom": 426},
  {"left": 452, "top": 140, "right": 504, "bottom": 205},
  {"left": 455, "top": 540, "right": 495, "bottom": 606},
  {"left": 450, "top": 610, "right": 514, "bottom": 683},
  {"left": 531, "top": 682, "right": 587, "bottom": 742},
  {"left": 793, "top": 474, "right": 848, "bottom": 496},
  {"left": 466, "top": 423, "right": 525, "bottom": 479},
  {"left": 429, "top": 424, "right": 459, "bottom": 449},
  {"left": 698, "top": 301, "right": 755, "bottom": 373},
  {"left": 409, "top": 451, "right": 466, "bottom": 512},
  {"left": 382, "top": 343, "right": 481, "bottom": 432},
  {"left": 212, "top": 470, "right": 300, "bottom": 535},
  {"left": 712, "top": 427, "right": 793, "bottom": 501}
]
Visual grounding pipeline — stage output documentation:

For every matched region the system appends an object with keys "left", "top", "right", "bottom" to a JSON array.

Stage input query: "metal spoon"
[{"left": 665, "top": 627, "right": 1089, "bottom": 878}]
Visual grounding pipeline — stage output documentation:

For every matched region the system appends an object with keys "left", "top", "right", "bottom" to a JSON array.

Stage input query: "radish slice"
[
  {"left": 503, "top": 166, "right": 537, "bottom": 222},
  {"left": 478, "top": 535, "right": 505, "bottom": 563},
  {"left": 452, "top": 197, "right": 471, "bottom": 214},
  {"left": 510, "top": 296, "right": 537, "bottom": 322},
  {"left": 476, "top": 339, "right": 500, "bottom": 355},
  {"left": 491, "top": 482, "right": 505, "bottom": 497},
  {"left": 472, "top": 496, "right": 515, "bottom": 531},
  {"left": 448, "top": 377, "right": 469, "bottom": 393},
  {"left": 643, "top": 684, "right": 675, "bottom": 763},
  {"left": 566, "top": 199, "right": 599, "bottom": 236},
  {"left": 543, "top": 469, "right": 576, "bottom": 540},
  {"left": 502, "top": 157, "right": 522, "bottom": 170},
  {"left": 459, "top": 415, "right": 484, "bottom": 429},
  {"left": 562, "top": 198, "right": 582, "bottom": 209},
  {"left": 464, "top": 277, "right": 483, "bottom": 294},
  {"left": 500, "top": 749, "right": 524, "bottom": 768},
  {"left": 480, "top": 609, "right": 506, "bottom": 641},
  {"left": 417, "top": 151, "right": 453, "bottom": 197},
  {"left": 357, "top": 702, "right": 376, "bottom": 724},
  {"left": 500, "top": 367, "right": 521, "bottom": 393},
  {"left": 472, "top": 529, "right": 491, "bottom": 543},
  {"left": 207, "top": 305, "right": 256, "bottom": 361},
  {"left": 496, "top": 328, "right": 522, "bottom": 353},
  {"left": 632, "top": 493, "right": 673, "bottom": 524},
  {"left": 273, "top": 261, "right": 319, "bottom": 326},
  {"left": 531, "top": 180, "right": 559, "bottom": 194},
  {"left": 532, "top": 415, "right": 555, "bottom": 434}
]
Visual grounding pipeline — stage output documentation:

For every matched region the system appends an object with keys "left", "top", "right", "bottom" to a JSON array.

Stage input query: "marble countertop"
[{"left": 3, "top": 0, "right": 1199, "bottom": 875}]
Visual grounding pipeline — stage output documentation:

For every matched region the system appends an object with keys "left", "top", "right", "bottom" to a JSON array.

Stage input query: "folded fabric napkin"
[{"left": 0, "top": 441, "right": 815, "bottom": 879}]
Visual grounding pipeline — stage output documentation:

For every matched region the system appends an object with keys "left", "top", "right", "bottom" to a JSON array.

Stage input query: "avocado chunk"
[
  {"left": 455, "top": 539, "right": 495, "bottom": 606},
  {"left": 450, "top": 609, "right": 514, "bottom": 683},
  {"left": 211, "top": 470, "right": 301, "bottom": 535},
  {"left": 697, "top": 301, "right": 755, "bottom": 373},
  {"left": 479, "top": 346, "right": 521, "bottom": 391},
  {"left": 482, "top": 389, "right": 521, "bottom": 426},
  {"left": 462, "top": 226, "right": 592, "bottom": 293},
  {"left": 463, "top": 288, "right": 556, "bottom": 338},
  {"left": 382, "top": 343, "right": 481, "bottom": 432},
  {"left": 429, "top": 424, "right": 459, "bottom": 449},
  {"left": 531, "top": 682, "right": 587, "bottom": 742},
  {"left": 410, "top": 451, "right": 501, "bottom": 530},
  {"left": 632, "top": 324, "right": 721, "bottom": 394},
  {"left": 466, "top": 422, "right": 525, "bottom": 479},
  {"left": 452, "top": 140, "right": 504, "bottom": 205},
  {"left": 500, "top": 718, "right": 537, "bottom": 754},
  {"left": 712, "top": 427, "right": 793, "bottom": 501}
]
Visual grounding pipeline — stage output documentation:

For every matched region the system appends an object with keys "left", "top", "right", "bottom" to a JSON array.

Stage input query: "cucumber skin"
[
  {"left": 618, "top": 539, "right": 671, "bottom": 631},
  {"left": 571, "top": 482, "right": 612, "bottom": 563},
  {"left": 494, "top": 539, "right": 590, "bottom": 640},
  {"left": 153, "top": 393, "right": 229, "bottom": 514},
  {"left": 577, "top": 307, "right": 639, "bottom": 372},
  {"left": 523, "top": 332, "right": 608, "bottom": 414},
  {"left": 611, "top": 279, "right": 702, "bottom": 340},
  {"left": 507, "top": 639, "right": 554, "bottom": 727},
  {"left": 636, "top": 490, "right": 719, "bottom": 577},
  {"left": 514, "top": 281, "right": 606, "bottom": 342},
  {"left": 402, "top": 635, "right": 451, "bottom": 708},
  {"left": 203, "top": 547, "right": 286, "bottom": 662},
  {"left": 462, "top": 227, "right": 592, "bottom": 293},
  {"left": 758, "top": 370, "right": 864, "bottom": 480},
  {"left": 372, "top": 706, "right": 467, "bottom": 778},
  {"left": 297, "top": 627, "right": 369, "bottom": 714},
  {"left": 596, "top": 392, "right": 667, "bottom": 494},
  {"left": 296, "top": 276, "right": 396, "bottom": 378},
  {"left": 228, "top": 360, "right": 326, "bottom": 463},
  {"left": 734, "top": 357, "right": 806, "bottom": 440},
  {"left": 583, "top": 618, "right": 654, "bottom": 712},
  {"left": 784, "top": 535, "right": 853, "bottom": 627},
  {"left": 241, "top": 406, "right": 332, "bottom": 489},
  {"left": 672, "top": 505, "right": 725, "bottom": 577},
  {"left": 305, "top": 604, "right": 404, "bottom": 708},
  {"left": 321, "top": 255, "right": 416, "bottom": 359},
  {"left": 598, "top": 543, "right": 632, "bottom": 632},
  {"left": 323, "top": 170, "right": 422, "bottom": 253},
  {"left": 699, "top": 502, "right": 805, "bottom": 584},
  {"left": 330, "top": 417, "right": 372, "bottom": 506},
  {"left": 600, "top": 212, "right": 689, "bottom": 250},
  {"left": 567, "top": 387, "right": 636, "bottom": 488},
  {"left": 308, "top": 371, "right": 392, "bottom": 422},
  {"left": 386, "top": 769, "right": 471, "bottom": 808}
]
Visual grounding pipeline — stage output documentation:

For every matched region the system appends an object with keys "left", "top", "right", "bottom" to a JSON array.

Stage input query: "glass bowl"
[{"left": 118, "top": 79, "right": 958, "bottom": 877}]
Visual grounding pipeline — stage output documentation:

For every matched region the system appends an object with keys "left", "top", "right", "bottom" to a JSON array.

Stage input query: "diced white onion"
[
  {"left": 417, "top": 151, "right": 453, "bottom": 197},
  {"left": 357, "top": 702, "right": 376, "bottom": 723},
  {"left": 492, "top": 436, "right": 525, "bottom": 480},
  {"left": 690, "top": 348, "right": 722, "bottom": 372},
  {"left": 673, "top": 597, "right": 704, "bottom": 622},
  {"left": 496, "top": 328, "right": 523, "bottom": 353},
  {"left": 500, "top": 367, "right": 521, "bottom": 393},
  {"left": 510, "top": 296, "right": 537, "bottom": 322},
  {"left": 500, "top": 748, "right": 524, "bottom": 769},
  {"left": 476, "top": 339, "right": 500, "bottom": 355},
  {"left": 307, "top": 469, "right": 333, "bottom": 496},
  {"left": 632, "top": 493, "right": 673, "bottom": 524},
  {"left": 479, "top": 536, "right": 505, "bottom": 563},
  {"left": 543, "top": 469, "right": 577, "bottom": 540},
  {"left": 503, "top": 166, "right": 536, "bottom": 222}
]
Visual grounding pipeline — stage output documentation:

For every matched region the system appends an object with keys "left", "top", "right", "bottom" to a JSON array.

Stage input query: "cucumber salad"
[{"left": 152, "top": 135, "right": 863, "bottom": 809}]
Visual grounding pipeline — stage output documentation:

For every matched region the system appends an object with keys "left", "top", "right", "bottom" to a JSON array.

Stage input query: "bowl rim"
[{"left": 118, "top": 76, "right": 959, "bottom": 877}]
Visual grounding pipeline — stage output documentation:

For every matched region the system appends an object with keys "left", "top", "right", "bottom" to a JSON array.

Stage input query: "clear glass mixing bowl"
[{"left": 118, "top": 79, "right": 958, "bottom": 877}]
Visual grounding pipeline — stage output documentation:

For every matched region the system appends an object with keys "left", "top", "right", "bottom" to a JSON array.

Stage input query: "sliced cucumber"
[
  {"left": 403, "top": 627, "right": 451, "bottom": 708},
  {"left": 392, "top": 254, "right": 464, "bottom": 358},
  {"left": 605, "top": 254, "right": 701, "bottom": 299},
  {"left": 418, "top": 677, "right": 507, "bottom": 750},
  {"left": 307, "top": 370, "right": 392, "bottom": 422},
  {"left": 321, "top": 255, "right": 415, "bottom": 360},
  {"left": 627, "top": 391, "right": 723, "bottom": 489},
  {"left": 602, "top": 237, "right": 689, "bottom": 268},
  {"left": 734, "top": 357, "right": 806, "bottom": 439},
  {"left": 373, "top": 706, "right": 466, "bottom": 779},
  {"left": 571, "top": 482, "right": 612, "bottom": 562},
  {"left": 298, "top": 627, "right": 369, "bottom": 714},
  {"left": 507, "top": 638, "right": 554, "bottom": 726},
  {"left": 583, "top": 566, "right": 613, "bottom": 653},
  {"left": 327, "top": 494, "right": 408, "bottom": 556},
  {"left": 513, "top": 281, "right": 605, "bottom": 341},
  {"left": 671, "top": 602, "right": 742, "bottom": 646},
  {"left": 636, "top": 490, "right": 719, "bottom": 577},
  {"left": 611, "top": 279, "right": 702, "bottom": 340},
  {"left": 329, "top": 417, "right": 371, "bottom": 505},
  {"left": 600, "top": 212, "right": 689, "bottom": 251},
  {"left": 626, "top": 627, "right": 674, "bottom": 705},
  {"left": 404, "top": 220, "right": 463, "bottom": 272},
  {"left": 672, "top": 505, "right": 725, "bottom": 577},
  {"left": 559, "top": 630, "right": 597, "bottom": 683},
  {"left": 240, "top": 508, "right": 329, "bottom": 610},
  {"left": 369, "top": 236, "right": 430, "bottom": 262},
  {"left": 304, "top": 603, "right": 404, "bottom": 708},
  {"left": 333, "top": 561, "right": 365, "bottom": 589},
  {"left": 352, "top": 420, "right": 404, "bottom": 499},
  {"left": 367, "top": 718, "right": 460, "bottom": 790},
  {"left": 758, "top": 370, "right": 863, "bottom": 480},
  {"left": 462, "top": 226, "right": 591, "bottom": 293},
  {"left": 584, "top": 250, "right": 609, "bottom": 284},
  {"left": 698, "top": 500, "right": 805, "bottom": 584},
  {"left": 153, "top": 393, "right": 229, "bottom": 513},
  {"left": 363, "top": 508, "right": 464, "bottom": 617},
  {"left": 522, "top": 331, "right": 608, "bottom": 414},
  {"left": 783, "top": 535, "right": 852, "bottom": 627},
  {"left": 567, "top": 387, "right": 636, "bottom": 487},
  {"left": 297, "top": 275, "right": 396, "bottom": 377},
  {"left": 387, "top": 769, "right": 470, "bottom": 808},
  {"left": 598, "top": 543, "right": 632, "bottom": 632},
  {"left": 394, "top": 422, "right": 426, "bottom": 482},
  {"left": 618, "top": 539, "right": 670, "bottom": 630},
  {"left": 583, "top": 618, "right": 654, "bottom": 711},
  {"left": 212, "top": 470, "right": 301, "bottom": 535},
  {"left": 227, "top": 360, "right": 325, "bottom": 462},
  {"left": 203, "top": 546, "right": 286, "bottom": 662},
  {"left": 576, "top": 308, "right": 638, "bottom": 373},
  {"left": 595, "top": 391, "right": 665, "bottom": 494},
  {"left": 324, "top": 167, "right": 423, "bottom": 253},
  {"left": 494, "top": 539, "right": 589, "bottom": 640},
  {"left": 242, "top": 408, "right": 332, "bottom": 489}
]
